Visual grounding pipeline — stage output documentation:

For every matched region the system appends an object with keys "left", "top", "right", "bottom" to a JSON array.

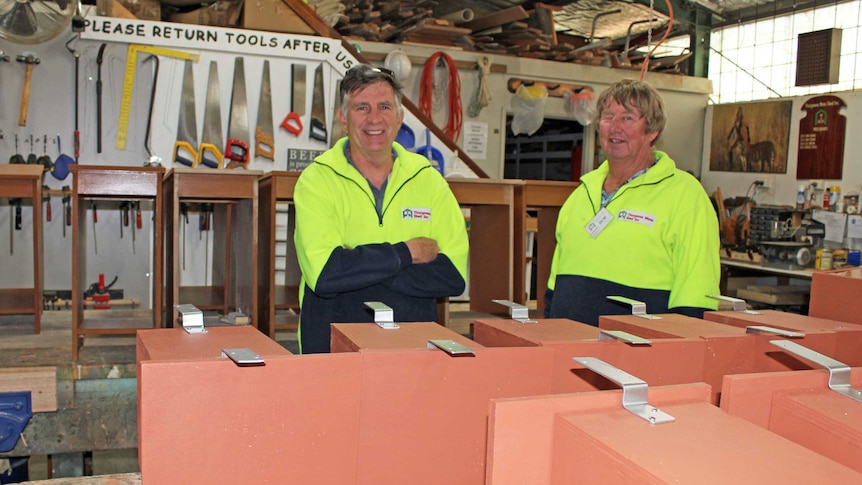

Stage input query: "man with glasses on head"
[
  {"left": 293, "top": 64, "right": 469, "bottom": 353},
  {"left": 544, "top": 79, "right": 720, "bottom": 326}
]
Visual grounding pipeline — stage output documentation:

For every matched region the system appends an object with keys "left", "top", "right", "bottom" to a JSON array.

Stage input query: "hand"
[{"left": 405, "top": 237, "right": 439, "bottom": 264}]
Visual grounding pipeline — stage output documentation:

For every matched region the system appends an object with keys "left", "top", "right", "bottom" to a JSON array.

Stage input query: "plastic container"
[{"left": 796, "top": 185, "right": 806, "bottom": 210}]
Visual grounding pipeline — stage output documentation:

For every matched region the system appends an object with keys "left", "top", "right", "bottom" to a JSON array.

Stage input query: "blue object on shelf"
[
  {"left": 0, "top": 392, "right": 32, "bottom": 453},
  {"left": 395, "top": 123, "right": 415, "bottom": 149}
]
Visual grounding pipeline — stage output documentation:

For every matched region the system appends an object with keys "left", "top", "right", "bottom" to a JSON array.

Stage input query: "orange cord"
[
  {"left": 419, "top": 52, "right": 463, "bottom": 141},
  {"left": 640, "top": 0, "right": 675, "bottom": 80}
]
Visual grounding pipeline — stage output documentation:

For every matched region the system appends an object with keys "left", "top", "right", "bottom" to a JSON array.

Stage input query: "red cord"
[
  {"left": 419, "top": 52, "right": 463, "bottom": 141},
  {"left": 640, "top": 0, "right": 675, "bottom": 80}
]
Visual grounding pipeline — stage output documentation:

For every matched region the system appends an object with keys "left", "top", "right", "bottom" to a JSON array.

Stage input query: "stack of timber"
[{"left": 322, "top": 0, "right": 689, "bottom": 73}]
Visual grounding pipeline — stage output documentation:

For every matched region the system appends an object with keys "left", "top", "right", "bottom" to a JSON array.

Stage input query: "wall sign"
[{"left": 796, "top": 95, "right": 846, "bottom": 180}]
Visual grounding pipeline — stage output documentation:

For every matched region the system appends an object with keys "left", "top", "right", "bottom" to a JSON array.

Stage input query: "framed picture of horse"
[{"left": 709, "top": 100, "right": 792, "bottom": 173}]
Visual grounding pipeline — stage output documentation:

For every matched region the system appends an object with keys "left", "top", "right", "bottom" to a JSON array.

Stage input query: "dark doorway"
[{"left": 504, "top": 116, "right": 584, "bottom": 181}]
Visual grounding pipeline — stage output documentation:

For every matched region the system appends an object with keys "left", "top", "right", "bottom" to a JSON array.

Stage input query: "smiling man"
[
  {"left": 293, "top": 64, "right": 469, "bottom": 353},
  {"left": 545, "top": 79, "right": 720, "bottom": 325}
]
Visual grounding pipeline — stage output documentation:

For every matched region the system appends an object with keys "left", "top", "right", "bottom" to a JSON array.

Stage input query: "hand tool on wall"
[
  {"left": 116, "top": 44, "right": 199, "bottom": 151},
  {"left": 180, "top": 202, "right": 188, "bottom": 270},
  {"left": 280, "top": 64, "right": 305, "bottom": 136},
  {"left": 198, "top": 61, "right": 224, "bottom": 169},
  {"left": 225, "top": 57, "right": 250, "bottom": 168},
  {"left": 255, "top": 60, "right": 275, "bottom": 162},
  {"left": 200, "top": 203, "right": 212, "bottom": 283},
  {"left": 10, "top": 134, "right": 25, "bottom": 164},
  {"left": 92, "top": 201, "right": 98, "bottom": 254},
  {"left": 330, "top": 79, "right": 344, "bottom": 143},
  {"left": 65, "top": 38, "right": 81, "bottom": 161},
  {"left": 37, "top": 135, "right": 54, "bottom": 174},
  {"left": 96, "top": 43, "right": 107, "bottom": 153},
  {"left": 9, "top": 198, "right": 22, "bottom": 254},
  {"left": 42, "top": 185, "right": 51, "bottom": 223},
  {"left": 26, "top": 134, "right": 37, "bottom": 164},
  {"left": 309, "top": 64, "right": 328, "bottom": 144},
  {"left": 16, "top": 53, "right": 39, "bottom": 127},
  {"left": 173, "top": 59, "right": 198, "bottom": 167},
  {"left": 142, "top": 55, "right": 163, "bottom": 167},
  {"left": 61, "top": 186, "right": 71, "bottom": 238},
  {"left": 120, "top": 201, "right": 129, "bottom": 239}
]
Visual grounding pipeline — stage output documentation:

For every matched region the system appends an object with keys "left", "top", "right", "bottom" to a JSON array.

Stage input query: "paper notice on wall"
[
  {"left": 812, "top": 210, "right": 847, "bottom": 242},
  {"left": 848, "top": 215, "right": 862, "bottom": 239},
  {"left": 463, "top": 121, "right": 488, "bottom": 160}
]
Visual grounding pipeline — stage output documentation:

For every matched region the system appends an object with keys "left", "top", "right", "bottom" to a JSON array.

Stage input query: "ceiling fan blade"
[{"left": 0, "top": 0, "right": 38, "bottom": 37}]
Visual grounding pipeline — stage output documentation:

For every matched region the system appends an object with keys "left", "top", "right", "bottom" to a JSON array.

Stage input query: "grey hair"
[
  {"left": 340, "top": 64, "right": 404, "bottom": 117},
  {"left": 596, "top": 79, "right": 666, "bottom": 144}
]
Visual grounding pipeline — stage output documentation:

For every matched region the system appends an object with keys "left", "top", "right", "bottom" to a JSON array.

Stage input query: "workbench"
[
  {"left": 447, "top": 178, "right": 521, "bottom": 314},
  {"left": 720, "top": 257, "right": 815, "bottom": 311},
  {"left": 0, "top": 164, "right": 44, "bottom": 334},
  {"left": 512, "top": 180, "right": 577, "bottom": 309}
]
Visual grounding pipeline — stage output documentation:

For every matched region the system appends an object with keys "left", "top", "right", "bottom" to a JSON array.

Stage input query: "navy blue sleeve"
[
  {"left": 313, "top": 242, "right": 410, "bottom": 296},
  {"left": 385, "top": 254, "right": 465, "bottom": 298}
]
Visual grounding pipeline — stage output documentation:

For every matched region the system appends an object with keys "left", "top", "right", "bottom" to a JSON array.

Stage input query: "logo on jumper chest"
[
  {"left": 402, "top": 208, "right": 431, "bottom": 220},
  {"left": 617, "top": 210, "right": 655, "bottom": 227}
]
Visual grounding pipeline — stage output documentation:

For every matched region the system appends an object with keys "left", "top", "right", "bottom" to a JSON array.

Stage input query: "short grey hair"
[
  {"left": 596, "top": 79, "right": 666, "bottom": 144},
  {"left": 340, "top": 64, "right": 404, "bottom": 116}
]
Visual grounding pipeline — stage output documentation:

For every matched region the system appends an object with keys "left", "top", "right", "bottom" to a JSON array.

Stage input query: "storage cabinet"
[
  {"left": 70, "top": 165, "right": 165, "bottom": 360},
  {"left": 163, "top": 169, "right": 261, "bottom": 328},
  {"left": 0, "top": 165, "right": 44, "bottom": 334}
]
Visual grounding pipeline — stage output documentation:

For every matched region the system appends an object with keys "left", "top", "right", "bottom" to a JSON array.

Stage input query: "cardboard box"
[{"left": 242, "top": 0, "right": 315, "bottom": 35}]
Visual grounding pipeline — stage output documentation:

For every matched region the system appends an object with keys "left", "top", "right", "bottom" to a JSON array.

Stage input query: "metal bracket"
[
  {"left": 492, "top": 299, "right": 536, "bottom": 323},
  {"left": 607, "top": 296, "right": 661, "bottom": 320},
  {"left": 572, "top": 357, "right": 675, "bottom": 424},
  {"left": 708, "top": 294, "right": 762, "bottom": 314},
  {"left": 746, "top": 326, "right": 805, "bottom": 338},
  {"left": 365, "top": 301, "right": 399, "bottom": 329},
  {"left": 221, "top": 348, "right": 265, "bottom": 366},
  {"left": 176, "top": 304, "right": 205, "bottom": 334},
  {"left": 769, "top": 340, "right": 862, "bottom": 404},
  {"left": 599, "top": 330, "right": 653, "bottom": 346},
  {"left": 427, "top": 339, "right": 476, "bottom": 356}
]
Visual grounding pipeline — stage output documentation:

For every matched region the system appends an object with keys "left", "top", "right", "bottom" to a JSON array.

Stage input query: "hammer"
[{"left": 17, "top": 53, "right": 40, "bottom": 127}]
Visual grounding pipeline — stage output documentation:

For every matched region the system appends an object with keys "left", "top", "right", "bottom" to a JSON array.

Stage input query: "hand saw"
[{"left": 198, "top": 61, "right": 224, "bottom": 169}]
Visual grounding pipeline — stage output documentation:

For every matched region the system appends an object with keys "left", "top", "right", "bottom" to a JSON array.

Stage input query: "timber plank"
[{"left": 0, "top": 367, "right": 57, "bottom": 412}]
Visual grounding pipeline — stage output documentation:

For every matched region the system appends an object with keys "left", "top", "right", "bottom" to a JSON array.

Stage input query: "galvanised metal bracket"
[
  {"left": 573, "top": 357, "right": 675, "bottom": 424},
  {"left": 492, "top": 299, "right": 536, "bottom": 323},
  {"left": 746, "top": 326, "right": 805, "bottom": 338},
  {"left": 365, "top": 301, "right": 399, "bottom": 329},
  {"left": 770, "top": 340, "right": 862, "bottom": 404},
  {"left": 708, "top": 294, "right": 762, "bottom": 314},
  {"left": 599, "top": 330, "right": 653, "bottom": 346},
  {"left": 427, "top": 339, "right": 475, "bottom": 356},
  {"left": 221, "top": 348, "right": 265, "bottom": 366},
  {"left": 176, "top": 303, "right": 205, "bottom": 334},
  {"left": 607, "top": 296, "right": 661, "bottom": 320}
]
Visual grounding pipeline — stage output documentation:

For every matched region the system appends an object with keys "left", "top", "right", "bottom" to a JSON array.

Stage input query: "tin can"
[{"left": 820, "top": 249, "right": 833, "bottom": 270}]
